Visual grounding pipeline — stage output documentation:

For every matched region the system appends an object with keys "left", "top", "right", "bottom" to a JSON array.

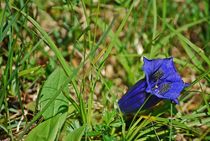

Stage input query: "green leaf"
[
  {"left": 39, "top": 67, "right": 69, "bottom": 119},
  {"left": 25, "top": 113, "right": 67, "bottom": 141},
  {"left": 63, "top": 125, "right": 86, "bottom": 141}
]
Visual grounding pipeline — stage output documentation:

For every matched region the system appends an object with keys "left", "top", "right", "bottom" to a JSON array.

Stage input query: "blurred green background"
[{"left": 0, "top": 0, "right": 210, "bottom": 140}]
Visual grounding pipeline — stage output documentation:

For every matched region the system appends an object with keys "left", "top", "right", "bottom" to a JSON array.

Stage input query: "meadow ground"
[{"left": 0, "top": 0, "right": 210, "bottom": 140}]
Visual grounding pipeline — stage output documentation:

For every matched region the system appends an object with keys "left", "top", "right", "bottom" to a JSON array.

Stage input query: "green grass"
[{"left": 0, "top": 0, "right": 210, "bottom": 140}]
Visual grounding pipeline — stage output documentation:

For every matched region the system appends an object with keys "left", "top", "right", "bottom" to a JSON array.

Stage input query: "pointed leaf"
[
  {"left": 63, "top": 125, "right": 86, "bottom": 141},
  {"left": 26, "top": 113, "right": 67, "bottom": 141},
  {"left": 39, "top": 67, "right": 69, "bottom": 119}
]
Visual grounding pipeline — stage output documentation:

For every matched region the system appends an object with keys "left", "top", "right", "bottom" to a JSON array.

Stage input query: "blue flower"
[
  {"left": 118, "top": 79, "right": 161, "bottom": 113},
  {"left": 118, "top": 57, "right": 188, "bottom": 114}
]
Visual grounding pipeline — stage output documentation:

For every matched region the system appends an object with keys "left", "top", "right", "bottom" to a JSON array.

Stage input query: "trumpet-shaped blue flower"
[{"left": 118, "top": 57, "right": 188, "bottom": 114}]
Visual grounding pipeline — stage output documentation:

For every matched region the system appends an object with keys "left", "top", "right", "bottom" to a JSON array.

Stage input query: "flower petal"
[
  {"left": 119, "top": 92, "right": 147, "bottom": 113},
  {"left": 151, "top": 81, "right": 185, "bottom": 100},
  {"left": 143, "top": 57, "right": 174, "bottom": 94},
  {"left": 118, "top": 80, "right": 147, "bottom": 113},
  {"left": 142, "top": 57, "right": 165, "bottom": 77},
  {"left": 118, "top": 57, "right": 188, "bottom": 114},
  {"left": 143, "top": 57, "right": 186, "bottom": 102},
  {"left": 118, "top": 79, "right": 162, "bottom": 114}
]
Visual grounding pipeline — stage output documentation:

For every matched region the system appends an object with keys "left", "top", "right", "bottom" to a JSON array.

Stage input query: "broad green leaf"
[
  {"left": 63, "top": 125, "right": 86, "bottom": 141},
  {"left": 25, "top": 113, "right": 67, "bottom": 141},
  {"left": 39, "top": 67, "right": 69, "bottom": 119}
]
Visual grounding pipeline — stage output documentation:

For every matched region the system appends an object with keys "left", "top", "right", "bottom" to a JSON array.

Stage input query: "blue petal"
[
  {"left": 118, "top": 79, "right": 162, "bottom": 114},
  {"left": 143, "top": 95, "right": 162, "bottom": 109},
  {"left": 118, "top": 80, "right": 147, "bottom": 113},
  {"left": 142, "top": 57, "right": 165, "bottom": 77},
  {"left": 119, "top": 93, "right": 147, "bottom": 113},
  {"left": 118, "top": 57, "right": 188, "bottom": 114},
  {"left": 143, "top": 57, "right": 186, "bottom": 102},
  {"left": 152, "top": 81, "right": 185, "bottom": 100},
  {"left": 143, "top": 57, "right": 173, "bottom": 94}
]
